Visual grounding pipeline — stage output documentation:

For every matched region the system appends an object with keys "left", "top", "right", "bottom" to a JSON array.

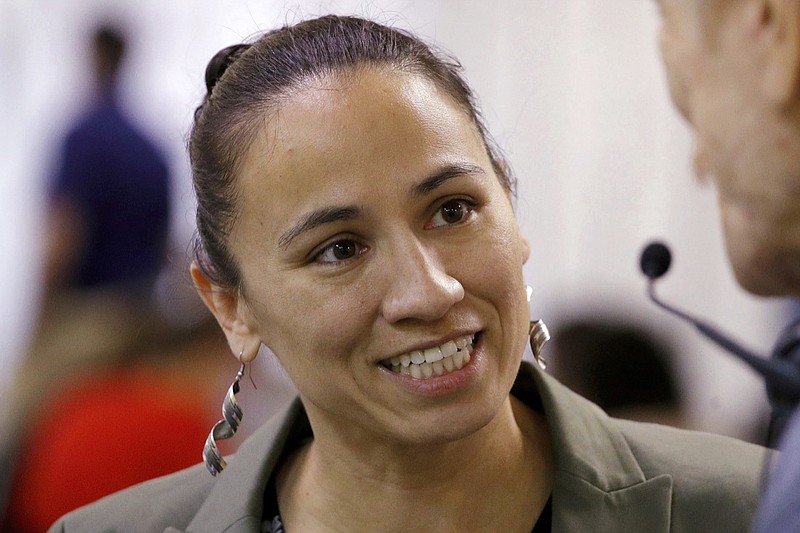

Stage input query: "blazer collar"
[
  {"left": 519, "top": 363, "right": 674, "bottom": 532},
  {"left": 183, "top": 362, "right": 673, "bottom": 532}
]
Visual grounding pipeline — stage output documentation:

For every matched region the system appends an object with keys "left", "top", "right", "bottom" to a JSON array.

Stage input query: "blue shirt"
[{"left": 50, "top": 94, "right": 171, "bottom": 289}]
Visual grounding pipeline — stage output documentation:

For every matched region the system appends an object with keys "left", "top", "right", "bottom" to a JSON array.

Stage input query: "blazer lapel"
[
  {"left": 553, "top": 472, "right": 672, "bottom": 532},
  {"left": 521, "top": 363, "right": 674, "bottom": 533}
]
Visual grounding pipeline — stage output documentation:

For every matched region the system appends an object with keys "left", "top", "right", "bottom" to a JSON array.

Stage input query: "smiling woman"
[{"left": 50, "top": 14, "right": 770, "bottom": 533}]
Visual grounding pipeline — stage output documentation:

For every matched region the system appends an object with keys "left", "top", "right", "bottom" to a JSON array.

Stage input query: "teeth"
[
  {"left": 453, "top": 350, "right": 464, "bottom": 369},
  {"left": 441, "top": 341, "right": 457, "bottom": 357},
  {"left": 424, "top": 346, "right": 443, "bottom": 363},
  {"left": 420, "top": 362, "right": 434, "bottom": 378},
  {"left": 442, "top": 356, "right": 455, "bottom": 372},
  {"left": 383, "top": 334, "right": 475, "bottom": 379}
]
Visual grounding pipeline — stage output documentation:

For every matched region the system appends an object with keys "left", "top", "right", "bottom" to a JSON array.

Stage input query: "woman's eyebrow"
[
  {"left": 276, "top": 163, "right": 483, "bottom": 250},
  {"left": 410, "top": 163, "right": 486, "bottom": 198},
  {"left": 278, "top": 205, "right": 361, "bottom": 250}
]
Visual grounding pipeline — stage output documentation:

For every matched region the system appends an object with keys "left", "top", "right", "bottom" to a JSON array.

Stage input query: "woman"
[{"left": 51, "top": 15, "right": 768, "bottom": 532}]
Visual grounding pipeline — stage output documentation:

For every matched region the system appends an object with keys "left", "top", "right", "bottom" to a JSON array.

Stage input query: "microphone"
[{"left": 640, "top": 241, "right": 800, "bottom": 400}]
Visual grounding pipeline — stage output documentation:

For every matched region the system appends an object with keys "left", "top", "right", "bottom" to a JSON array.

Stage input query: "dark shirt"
[
  {"left": 263, "top": 486, "right": 551, "bottom": 533},
  {"left": 50, "top": 94, "right": 170, "bottom": 288}
]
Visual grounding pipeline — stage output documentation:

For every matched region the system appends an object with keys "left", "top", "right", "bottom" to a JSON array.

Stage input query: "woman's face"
[{"left": 227, "top": 67, "right": 531, "bottom": 448}]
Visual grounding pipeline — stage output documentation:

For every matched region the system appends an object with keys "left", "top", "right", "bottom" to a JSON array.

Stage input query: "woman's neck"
[{"left": 276, "top": 396, "right": 553, "bottom": 532}]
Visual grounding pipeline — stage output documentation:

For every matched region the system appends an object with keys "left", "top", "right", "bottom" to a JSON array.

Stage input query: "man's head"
[
  {"left": 657, "top": 0, "right": 800, "bottom": 296},
  {"left": 91, "top": 25, "right": 126, "bottom": 90}
]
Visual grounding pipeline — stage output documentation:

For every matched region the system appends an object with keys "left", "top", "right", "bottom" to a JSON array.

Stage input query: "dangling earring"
[
  {"left": 526, "top": 285, "right": 549, "bottom": 370},
  {"left": 203, "top": 359, "right": 246, "bottom": 476},
  {"left": 529, "top": 319, "right": 550, "bottom": 370}
]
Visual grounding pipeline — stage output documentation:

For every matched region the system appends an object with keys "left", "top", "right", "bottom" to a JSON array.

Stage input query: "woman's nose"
[{"left": 380, "top": 239, "right": 465, "bottom": 324}]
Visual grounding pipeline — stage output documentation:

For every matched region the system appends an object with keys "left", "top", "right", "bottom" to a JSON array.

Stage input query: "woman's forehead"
[
  {"left": 275, "top": 67, "right": 460, "bottom": 133},
  {"left": 238, "top": 67, "right": 486, "bottom": 192},
  {"left": 231, "top": 67, "right": 491, "bottom": 240}
]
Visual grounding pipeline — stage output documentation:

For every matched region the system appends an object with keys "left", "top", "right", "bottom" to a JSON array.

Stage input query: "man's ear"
[
  {"left": 190, "top": 261, "right": 261, "bottom": 362},
  {"left": 760, "top": 0, "right": 800, "bottom": 108}
]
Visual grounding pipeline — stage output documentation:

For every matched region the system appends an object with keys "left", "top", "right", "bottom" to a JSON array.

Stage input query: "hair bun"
[{"left": 204, "top": 44, "right": 250, "bottom": 94}]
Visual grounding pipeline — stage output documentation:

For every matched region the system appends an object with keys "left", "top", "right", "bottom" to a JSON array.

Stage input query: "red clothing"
[{"left": 5, "top": 366, "right": 215, "bottom": 533}]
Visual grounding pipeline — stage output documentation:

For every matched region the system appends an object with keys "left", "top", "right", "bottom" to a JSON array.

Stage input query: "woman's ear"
[{"left": 190, "top": 261, "right": 261, "bottom": 363}]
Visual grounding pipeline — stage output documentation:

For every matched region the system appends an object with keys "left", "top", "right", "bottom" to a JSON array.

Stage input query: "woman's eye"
[
  {"left": 314, "top": 239, "right": 364, "bottom": 264},
  {"left": 429, "top": 199, "right": 474, "bottom": 228}
]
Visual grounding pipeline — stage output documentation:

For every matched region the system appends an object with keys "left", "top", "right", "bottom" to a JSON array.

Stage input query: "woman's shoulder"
[
  {"left": 613, "top": 417, "right": 772, "bottom": 529},
  {"left": 613, "top": 417, "right": 771, "bottom": 478},
  {"left": 47, "top": 462, "right": 215, "bottom": 533},
  {"left": 527, "top": 363, "right": 770, "bottom": 530}
]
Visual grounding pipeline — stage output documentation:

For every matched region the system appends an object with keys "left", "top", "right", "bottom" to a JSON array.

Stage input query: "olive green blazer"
[{"left": 49, "top": 363, "right": 770, "bottom": 532}]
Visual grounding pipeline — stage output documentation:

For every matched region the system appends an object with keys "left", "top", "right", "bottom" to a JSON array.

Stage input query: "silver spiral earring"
[
  {"left": 529, "top": 319, "right": 550, "bottom": 370},
  {"left": 526, "top": 285, "right": 550, "bottom": 369},
  {"left": 203, "top": 361, "right": 245, "bottom": 476}
]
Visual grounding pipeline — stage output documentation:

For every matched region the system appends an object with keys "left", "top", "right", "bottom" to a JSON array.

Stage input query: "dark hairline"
[{"left": 220, "top": 61, "right": 512, "bottom": 249}]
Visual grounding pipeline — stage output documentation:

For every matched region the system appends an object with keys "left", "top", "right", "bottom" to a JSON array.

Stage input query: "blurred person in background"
[
  {"left": 8, "top": 21, "right": 172, "bottom": 401},
  {"left": 549, "top": 318, "right": 688, "bottom": 429},
  {"left": 0, "top": 20, "right": 189, "bottom": 531},
  {"left": 654, "top": 0, "right": 800, "bottom": 530},
  {"left": 42, "top": 24, "right": 170, "bottom": 296},
  {"left": 1, "top": 303, "right": 232, "bottom": 533}
]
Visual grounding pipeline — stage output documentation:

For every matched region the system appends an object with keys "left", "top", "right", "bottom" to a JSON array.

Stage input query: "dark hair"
[
  {"left": 190, "top": 15, "right": 514, "bottom": 291},
  {"left": 551, "top": 320, "right": 681, "bottom": 412},
  {"left": 93, "top": 25, "right": 126, "bottom": 80}
]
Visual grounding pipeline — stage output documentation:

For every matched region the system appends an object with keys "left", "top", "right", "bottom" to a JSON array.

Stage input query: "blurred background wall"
[{"left": 1, "top": 0, "right": 791, "bottom": 440}]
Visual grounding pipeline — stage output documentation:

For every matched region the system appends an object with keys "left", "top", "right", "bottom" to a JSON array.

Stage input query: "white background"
[{"left": 1, "top": 0, "right": 792, "bottom": 439}]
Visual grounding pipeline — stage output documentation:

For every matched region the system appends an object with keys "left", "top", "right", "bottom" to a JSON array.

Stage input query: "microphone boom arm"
[{"left": 648, "top": 282, "right": 800, "bottom": 398}]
